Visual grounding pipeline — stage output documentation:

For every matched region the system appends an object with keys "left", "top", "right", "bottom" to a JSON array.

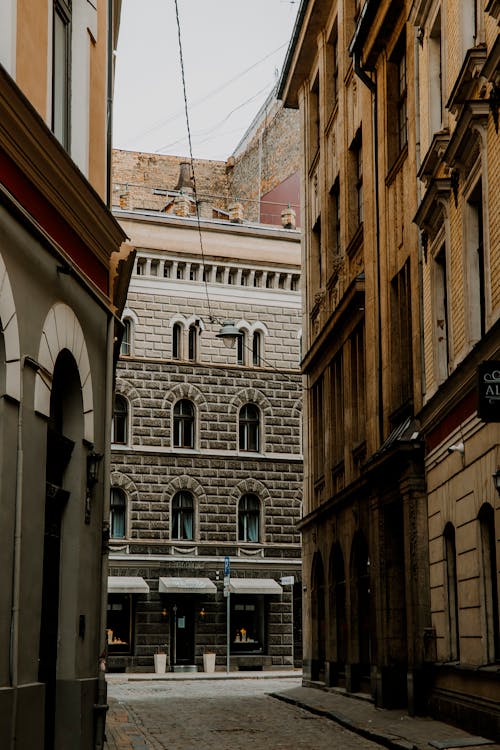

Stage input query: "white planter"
[
  {"left": 203, "top": 652, "right": 216, "bottom": 673},
  {"left": 154, "top": 653, "right": 167, "bottom": 673}
]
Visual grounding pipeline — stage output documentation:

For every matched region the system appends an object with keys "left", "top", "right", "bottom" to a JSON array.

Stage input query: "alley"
[{"left": 104, "top": 676, "right": 382, "bottom": 750}]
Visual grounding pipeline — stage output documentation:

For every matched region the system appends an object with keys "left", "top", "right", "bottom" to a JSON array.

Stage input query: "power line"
[
  {"left": 174, "top": 0, "right": 215, "bottom": 324},
  {"left": 123, "top": 41, "right": 289, "bottom": 148}
]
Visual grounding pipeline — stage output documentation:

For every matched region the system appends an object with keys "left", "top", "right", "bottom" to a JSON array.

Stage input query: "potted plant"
[
  {"left": 154, "top": 644, "right": 168, "bottom": 674},
  {"left": 202, "top": 647, "right": 216, "bottom": 673}
]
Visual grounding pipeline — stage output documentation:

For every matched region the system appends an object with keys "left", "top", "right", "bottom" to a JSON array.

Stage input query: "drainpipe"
[
  {"left": 94, "top": 313, "right": 114, "bottom": 750},
  {"left": 414, "top": 28, "right": 426, "bottom": 403},
  {"left": 352, "top": 51, "right": 384, "bottom": 446},
  {"left": 106, "top": 0, "right": 113, "bottom": 208}
]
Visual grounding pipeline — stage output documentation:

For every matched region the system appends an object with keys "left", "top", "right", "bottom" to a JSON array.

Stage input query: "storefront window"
[
  {"left": 107, "top": 594, "right": 132, "bottom": 654},
  {"left": 231, "top": 596, "right": 264, "bottom": 654}
]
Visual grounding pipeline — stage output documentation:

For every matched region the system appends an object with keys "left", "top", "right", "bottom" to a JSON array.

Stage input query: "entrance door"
[{"left": 171, "top": 601, "right": 195, "bottom": 666}]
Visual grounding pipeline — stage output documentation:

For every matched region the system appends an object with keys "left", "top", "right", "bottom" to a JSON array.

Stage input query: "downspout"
[
  {"left": 414, "top": 28, "right": 426, "bottom": 403},
  {"left": 352, "top": 51, "right": 384, "bottom": 446},
  {"left": 106, "top": 0, "right": 113, "bottom": 208},
  {"left": 93, "top": 312, "right": 114, "bottom": 750}
]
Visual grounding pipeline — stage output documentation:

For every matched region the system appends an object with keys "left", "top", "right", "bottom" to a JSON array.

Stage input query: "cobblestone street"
[{"left": 105, "top": 676, "right": 382, "bottom": 750}]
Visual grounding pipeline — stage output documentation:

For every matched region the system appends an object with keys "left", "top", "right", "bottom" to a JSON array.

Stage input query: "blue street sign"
[{"left": 224, "top": 555, "right": 230, "bottom": 577}]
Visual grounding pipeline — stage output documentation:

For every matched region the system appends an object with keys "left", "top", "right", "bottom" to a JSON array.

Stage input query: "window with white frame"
[
  {"left": 110, "top": 488, "right": 126, "bottom": 539},
  {"left": 238, "top": 494, "right": 260, "bottom": 542},
  {"left": 173, "top": 399, "right": 195, "bottom": 448},
  {"left": 112, "top": 395, "right": 128, "bottom": 445},
  {"left": 172, "top": 322, "right": 183, "bottom": 359},
  {"left": 121, "top": 319, "right": 132, "bottom": 357},
  {"left": 252, "top": 331, "right": 262, "bottom": 366},
  {"left": 172, "top": 490, "right": 194, "bottom": 540},
  {"left": 52, "top": 0, "right": 71, "bottom": 149},
  {"left": 239, "top": 404, "right": 260, "bottom": 452}
]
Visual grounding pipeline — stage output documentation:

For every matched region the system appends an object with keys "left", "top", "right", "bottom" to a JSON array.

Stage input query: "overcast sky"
[{"left": 113, "top": 0, "right": 299, "bottom": 162}]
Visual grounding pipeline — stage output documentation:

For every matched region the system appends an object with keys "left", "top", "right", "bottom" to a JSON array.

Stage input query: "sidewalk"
[
  {"left": 103, "top": 671, "right": 500, "bottom": 750},
  {"left": 270, "top": 683, "right": 500, "bottom": 750}
]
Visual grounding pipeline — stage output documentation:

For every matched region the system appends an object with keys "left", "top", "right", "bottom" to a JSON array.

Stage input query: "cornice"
[
  {"left": 446, "top": 45, "right": 487, "bottom": 116},
  {"left": 442, "top": 100, "right": 489, "bottom": 170},
  {"left": 413, "top": 178, "right": 451, "bottom": 236},
  {"left": 417, "top": 131, "right": 450, "bottom": 185},
  {"left": 0, "top": 65, "right": 126, "bottom": 270},
  {"left": 301, "top": 273, "right": 365, "bottom": 374}
]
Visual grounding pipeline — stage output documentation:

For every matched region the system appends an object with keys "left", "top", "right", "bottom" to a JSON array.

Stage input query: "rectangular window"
[
  {"left": 150, "top": 260, "right": 159, "bottom": 276},
  {"left": 177, "top": 263, "right": 185, "bottom": 280},
  {"left": 329, "top": 178, "right": 341, "bottom": 260},
  {"left": 433, "top": 244, "right": 449, "bottom": 382},
  {"left": 312, "top": 217, "right": 322, "bottom": 288},
  {"left": 466, "top": 179, "right": 486, "bottom": 341},
  {"left": 189, "top": 264, "right": 199, "bottom": 281},
  {"left": 350, "top": 324, "right": 366, "bottom": 446},
  {"left": 312, "top": 377, "right": 324, "bottom": 480},
  {"left": 398, "top": 51, "right": 408, "bottom": 152},
  {"left": 164, "top": 262, "right": 172, "bottom": 278},
  {"left": 107, "top": 595, "right": 132, "bottom": 655},
  {"left": 390, "top": 260, "right": 413, "bottom": 420},
  {"left": 309, "top": 75, "right": 320, "bottom": 162},
  {"left": 429, "top": 9, "right": 443, "bottom": 135},
  {"left": 52, "top": 0, "right": 71, "bottom": 149},
  {"left": 326, "top": 26, "right": 339, "bottom": 114},
  {"left": 231, "top": 598, "right": 264, "bottom": 654},
  {"left": 355, "top": 133, "right": 363, "bottom": 226},
  {"left": 136, "top": 258, "right": 146, "bottom": 275},
  {"left": 330, "top": 352, "right": 344, "bottom": 467}
]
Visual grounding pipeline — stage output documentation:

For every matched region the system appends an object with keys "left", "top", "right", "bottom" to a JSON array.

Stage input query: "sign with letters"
[{"left": 478, "top": 362, "right": 500, "bottom": 422}]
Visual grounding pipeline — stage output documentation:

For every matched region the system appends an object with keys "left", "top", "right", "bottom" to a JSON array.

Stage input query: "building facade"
[
  {"left": 0, "top": 2, "right": 131, "bottom": 749},
  {"left": 280, "top": 0, "right": 500, "bottom": 738},
  {"left": 107, "top": 160, "right": 304, "bottom": 673},
  {"left": 412, "top": 0, "right": 500, "bottom": 738}
]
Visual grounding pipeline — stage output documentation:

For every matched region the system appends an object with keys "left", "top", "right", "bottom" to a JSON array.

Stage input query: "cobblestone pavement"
[{"left": 104, "top": 676, "right": 383, "bottom": 750}]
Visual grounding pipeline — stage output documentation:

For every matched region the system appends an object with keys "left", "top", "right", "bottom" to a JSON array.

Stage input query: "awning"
[
  {"left": 108, "top": 576, "right": 149, "bottom": 594},
  {"left": 159, "top": 577, "right": 217, "bottom": 594},
  {"left": 228, "top": 578, "right": 283, "bottom": 595}
]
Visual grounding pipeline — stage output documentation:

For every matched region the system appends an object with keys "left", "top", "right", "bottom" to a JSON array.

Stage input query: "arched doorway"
[
  {"left": 311, "top": 551, "right": 326, "bottom": 681},
  {"left": 39, "top": 349, "right": 84, "bottom": 749}
]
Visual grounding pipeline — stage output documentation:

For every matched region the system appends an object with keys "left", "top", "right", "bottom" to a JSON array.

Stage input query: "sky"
[{"left": 112, "top": 0, "right": 300, "bottom": 162}]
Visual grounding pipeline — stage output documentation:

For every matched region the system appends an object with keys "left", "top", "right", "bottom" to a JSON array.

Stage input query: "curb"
[{"left": 270, "top": 692, "right": 417, "bottom": 750}]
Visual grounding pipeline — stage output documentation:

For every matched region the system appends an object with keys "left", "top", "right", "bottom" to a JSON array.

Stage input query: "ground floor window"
[
  {"left": 231, "top": 596, "right": 265, "bottom": 654},
  {"left": 107, "top": 594, "right": 132, "bottom": 654}
]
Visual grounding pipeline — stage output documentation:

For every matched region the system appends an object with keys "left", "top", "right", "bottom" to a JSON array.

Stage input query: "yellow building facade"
[{"left": 280, "top": 0, "right": 500, "bottom": 735}]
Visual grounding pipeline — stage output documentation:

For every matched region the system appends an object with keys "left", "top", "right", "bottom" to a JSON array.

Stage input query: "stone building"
[
  {"left": 0, "top": 2, "right": 132, "bottom": 749},
  {"left": 279, "top": 0, "right": 500, "bottom": 738},
  {"left": 107, "top": 158, "right": 303, "bottom": 673},
  {"left": 412, "top": 0, "right": 500, "bottom": 738}
]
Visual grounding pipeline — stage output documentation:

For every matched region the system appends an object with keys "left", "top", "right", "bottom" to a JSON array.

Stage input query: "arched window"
[
  {"left": 172, "top": 491, "right": 194, "bottom": 540},
  {"left": 479, "top": 504, "right": 499, "bottom": 662},
  {"left": 188, "top": 324, "right": 198, "bottom": 361},
  {"left": 237, "top": 329, "right": 246, "bottom": 365},
  {"left": 121, "top": 318, "right": 132, "bottom": 356},
  {"left": 444, "top": 523, "right": 460, "bottom": 661},
  {"left": 252, "top": 332, "right": 261, "bottom": 366},
  {"left": 238, "top": 494, "right": 260, "bottom": 542},
  {"left": 110, "top": 488, "right": 126, "bottom": 539},
  {"left": 112, "top": 395, "right": 128, "bottom": 444},
  {"left": 172, "top": 322, "right": 182, "bottom": 359},
  {"left": 173, "top": 399, "right": 195, "bottom": 448},
  {"left": 239, "top": 403, "right": 260, "bottom": 452}
]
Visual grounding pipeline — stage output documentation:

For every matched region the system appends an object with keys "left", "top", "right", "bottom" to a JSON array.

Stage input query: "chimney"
[
  {"left": 173, "top": 194, "right": 192, "bottom": 217},
  {"left": 119, "top": 192, "right": 129, "bottom": 210},
  {"left": 229, "top": 201, "right": 244, "bottom": 223},
  {"left": 175, "top": 161, "right": 194, "bottom": 193},
  {"left": 197, "top": 199, "right": 213, "bottom": 219},
  {"left": 281, "top": 205, "right": 296, "bottom": 230}
]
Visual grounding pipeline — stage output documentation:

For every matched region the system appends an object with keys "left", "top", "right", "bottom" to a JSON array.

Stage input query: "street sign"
[
  {"left": 280, "top": 575, "right": 295, "bottom": 586},
  {"left": 224, "top": 556, "right": 230, "bottom": 577}
]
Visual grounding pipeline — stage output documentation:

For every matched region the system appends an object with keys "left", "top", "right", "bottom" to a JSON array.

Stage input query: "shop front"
[{"left": 107, "top": 576, "right": 149, "bottom": 663}]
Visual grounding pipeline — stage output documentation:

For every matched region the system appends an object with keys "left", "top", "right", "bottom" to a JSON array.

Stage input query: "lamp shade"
[{"left": 216, "top": 320, "right": 242, "bottom": 348}]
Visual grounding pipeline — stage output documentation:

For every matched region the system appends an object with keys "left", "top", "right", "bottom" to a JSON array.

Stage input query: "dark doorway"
[
  {"left": 38, "top": 350, "right": 81, "bottom": 749},
  {"left": 171, "top": 600, "right": 195, "bottom": 666}
]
